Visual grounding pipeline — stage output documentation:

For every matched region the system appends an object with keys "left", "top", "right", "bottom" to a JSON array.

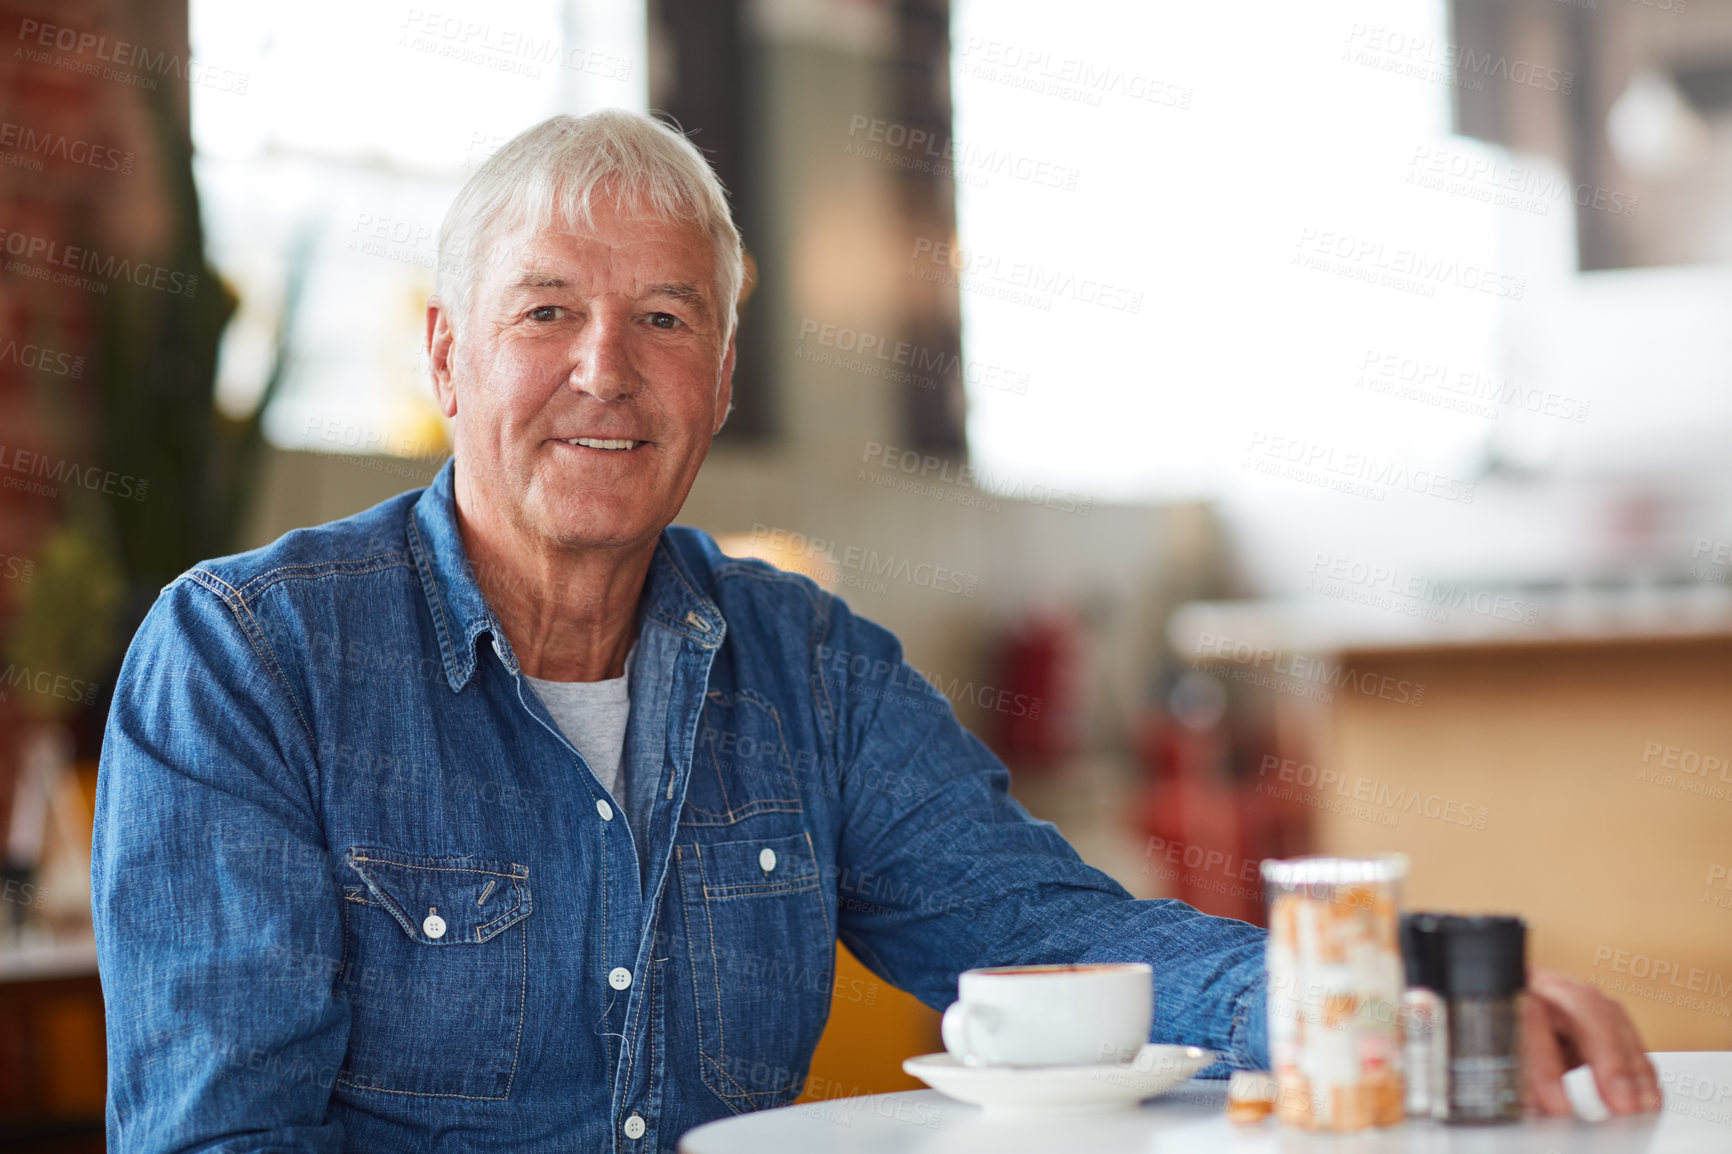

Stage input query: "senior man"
[{"left": 93, "top": 110, "right": 1657, "bottom": 1152}]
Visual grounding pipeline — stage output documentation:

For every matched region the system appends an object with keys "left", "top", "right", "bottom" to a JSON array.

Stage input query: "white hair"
[{"left": 434, "top": 109, "right": 744, "bottom": 340}]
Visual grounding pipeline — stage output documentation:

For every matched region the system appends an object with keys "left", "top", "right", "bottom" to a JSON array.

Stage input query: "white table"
[{"left": 680, "top": 1052, "right": 1732, "bottom": 1152}]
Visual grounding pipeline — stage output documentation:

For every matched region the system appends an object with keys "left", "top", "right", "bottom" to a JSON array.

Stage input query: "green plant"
[{"left": 1, "top": 523, "right": 124, "bottom": 723}]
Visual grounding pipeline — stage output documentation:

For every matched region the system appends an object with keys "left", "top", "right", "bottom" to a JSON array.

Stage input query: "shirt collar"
[{"left": 407, "top": 459, "right": 725, "bottom": 692}]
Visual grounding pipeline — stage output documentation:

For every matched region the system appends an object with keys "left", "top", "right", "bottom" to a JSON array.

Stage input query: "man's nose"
[{"left": 568, "top": 314, "right": 637, "bottom": 401}]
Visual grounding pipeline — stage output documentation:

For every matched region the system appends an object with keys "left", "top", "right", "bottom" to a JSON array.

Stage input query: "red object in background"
[
  {"left": 1134, "top": 685, "right": 1312, "bottom": 926},
  {"left": 992, "top": 612, "right": 1081, "bottom": 769}
]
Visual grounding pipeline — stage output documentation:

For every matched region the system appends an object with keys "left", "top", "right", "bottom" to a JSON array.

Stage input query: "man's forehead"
[{"left": 483, "top": 215, "right": 714, "bottom": 289}]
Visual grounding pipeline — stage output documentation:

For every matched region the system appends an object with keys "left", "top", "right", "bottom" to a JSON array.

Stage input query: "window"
[{"left": 190, "top": 0, "right": 647, "bottom": 457}]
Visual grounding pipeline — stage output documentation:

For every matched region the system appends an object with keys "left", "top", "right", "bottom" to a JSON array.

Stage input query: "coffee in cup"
[{"left": 941, "top": 962, "right": 1153, "bottom": 1067}]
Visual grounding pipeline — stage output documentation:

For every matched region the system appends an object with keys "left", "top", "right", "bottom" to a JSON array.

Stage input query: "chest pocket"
[
  {"left": 676, "top": 831, "right": 832, "bottom": 1113},
  {"left": 681, "top": 691, "right": 806, "bottom": 827},
  {"left": 335, "top": 848, "right": 532, "bottom": 1101}
]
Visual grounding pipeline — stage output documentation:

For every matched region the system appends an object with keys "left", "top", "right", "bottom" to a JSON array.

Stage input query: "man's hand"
[{"left": 1523, "top": 969, "right": 1662, "bottom": 1117}]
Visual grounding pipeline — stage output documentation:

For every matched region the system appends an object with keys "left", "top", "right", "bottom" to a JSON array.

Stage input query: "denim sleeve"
[
  {"left": 819, "top": 599, "right": 1268, "bottom": 1073},
  {"left": 92, "top": 574, "right": 347, "bottom": 1152}
]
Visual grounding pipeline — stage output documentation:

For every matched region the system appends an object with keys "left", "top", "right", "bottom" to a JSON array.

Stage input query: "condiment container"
[{"left": 1263, "top": 855, "right": 1407, "bottom": 1131}]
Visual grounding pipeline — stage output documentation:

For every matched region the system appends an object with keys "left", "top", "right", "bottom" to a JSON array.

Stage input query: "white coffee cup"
[{"left": 941, "top": 962, "right": 1153, "bottom": 1067}]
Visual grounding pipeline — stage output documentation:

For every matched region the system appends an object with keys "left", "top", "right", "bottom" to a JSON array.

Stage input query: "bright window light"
[
  {"left": 189, "top": 0, "right": 646, "bottom": 454},
  {"left": 951, "top": 0, "right": 1530, "bottom": 504}
]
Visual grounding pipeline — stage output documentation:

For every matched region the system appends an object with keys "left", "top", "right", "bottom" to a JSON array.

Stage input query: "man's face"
[{"left": 429, "top": 193, "right": 735, "bottom": 557}]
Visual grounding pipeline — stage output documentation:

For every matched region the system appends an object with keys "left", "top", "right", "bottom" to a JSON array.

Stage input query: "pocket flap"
[
  {"left": 345, "top": 847, "right": 531, "bottom": 944},
  {"left": 697, "top": 832, "right": 819, "bottom": 900}
]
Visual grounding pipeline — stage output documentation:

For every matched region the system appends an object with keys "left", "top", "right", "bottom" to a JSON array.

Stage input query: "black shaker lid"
[
  {"left": 1400, "top": 912, "right": 1448, "bottom": 990},
  {"left": 1437, "top": 915, "right": 1527, "bottom": 997}
]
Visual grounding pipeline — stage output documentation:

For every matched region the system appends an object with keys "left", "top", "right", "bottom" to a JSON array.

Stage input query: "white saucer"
[{"left": 902, "top": 1044, "right": 1216, "bottom": 1118}]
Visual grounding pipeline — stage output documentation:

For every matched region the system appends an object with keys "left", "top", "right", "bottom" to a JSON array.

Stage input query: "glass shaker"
[{"left": 1263, "top": 855, "right": 1408, "bottom": 1131}]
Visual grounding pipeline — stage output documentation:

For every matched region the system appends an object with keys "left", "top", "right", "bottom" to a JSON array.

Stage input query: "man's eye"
[
  {"left": 647, "top": 312, "right": 680, "bottom": 330},
  {"left": 527, "top": 306, "right": 562, "bottom": 322}
]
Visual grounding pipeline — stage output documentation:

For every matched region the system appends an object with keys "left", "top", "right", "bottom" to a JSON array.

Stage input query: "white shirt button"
[
  {"left": 623, "top": 1113, "right": 646, "bottom": 1140},
  {"left": 423, "top": 914, "right": 447, "bottom": 939},
  {"left": 608, "top": 966, "right": 633, "bottom": 991},
  {"left": 759, "top": 847, "right": 778, "bottom": 872},
  {"left": 596, "top": 798, "right": 614, "bottom": 821}
]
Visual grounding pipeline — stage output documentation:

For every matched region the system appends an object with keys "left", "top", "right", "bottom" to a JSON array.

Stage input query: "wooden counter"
[{"left": 1171, "top": 588, "right": 1732, "bottom": 1050}]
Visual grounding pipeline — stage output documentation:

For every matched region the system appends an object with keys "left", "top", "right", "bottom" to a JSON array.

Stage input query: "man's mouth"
[{"left": 558, "top": 437, "right": 645, "bottom": 451}]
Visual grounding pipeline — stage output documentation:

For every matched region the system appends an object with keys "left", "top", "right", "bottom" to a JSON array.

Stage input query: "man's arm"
[
  {"left": 817, "top": 600, "right": 1267, "bottom": 1071},
  {"left": 813, "top": 597, "right": 1663, "bottom": 1112},
  {"left": 93, "top": 575, "right": 347, "bottom": 1152}
]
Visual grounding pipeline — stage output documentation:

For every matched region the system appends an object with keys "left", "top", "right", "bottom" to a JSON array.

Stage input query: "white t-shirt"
[{"left": 525, "top": 646, "right": 634, "bottom": 807}]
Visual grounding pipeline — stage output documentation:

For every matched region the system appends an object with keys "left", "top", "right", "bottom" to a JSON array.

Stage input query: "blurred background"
[{"left": 2, "top": 0, "right": 1731, "bottom": 1145}]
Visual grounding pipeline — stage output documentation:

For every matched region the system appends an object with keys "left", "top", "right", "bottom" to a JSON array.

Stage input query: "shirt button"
[
  {"left": 623, "top": 1113, "right": 646, "bottom": 1140},
  {"left": 759, "top": 847, "right": 778, "bottom": 872},
  {"left": 596, "top": 798, "right": 614, "bottom": 821},
  {"left": 423, "top": 913, "right": 447, "bottom": 939},
  {"left": 608, "top": 966, "right": 633, "bottom": 991}
]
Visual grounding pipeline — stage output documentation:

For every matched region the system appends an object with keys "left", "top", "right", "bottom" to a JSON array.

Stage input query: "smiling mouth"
[{"left": 558, "top": 437, "right": 646, "bottom": 451}]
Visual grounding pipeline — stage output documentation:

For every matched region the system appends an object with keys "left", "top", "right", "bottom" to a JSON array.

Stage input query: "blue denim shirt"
[{"left": 93, "top": 460, "right": 1268, "bottom": 1153}]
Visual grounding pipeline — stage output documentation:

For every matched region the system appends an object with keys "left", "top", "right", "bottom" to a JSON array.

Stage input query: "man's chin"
[{"left": 533, "top": 511, "right": 664, "bottom": 555}]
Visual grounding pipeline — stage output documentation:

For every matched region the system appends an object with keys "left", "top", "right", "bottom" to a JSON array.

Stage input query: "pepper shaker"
[{"left": 1438, "top": 915, "right": 1527, "bottom": 1124}]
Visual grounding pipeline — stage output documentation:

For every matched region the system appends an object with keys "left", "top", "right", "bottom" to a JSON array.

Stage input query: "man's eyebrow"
[
  {"left": 499, "top": 275, "right": 713, "bottom": 316},
  {"left": 646, "top": 281, "right": 712, "bottom": 316}
]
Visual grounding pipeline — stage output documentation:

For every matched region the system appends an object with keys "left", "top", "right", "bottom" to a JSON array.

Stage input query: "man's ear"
[
  {"left": 427, "top": 298, "right": 459, "bottom": 418},
  {"left": 713, "top": 329, "right": 737, "bottom": 436}
]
